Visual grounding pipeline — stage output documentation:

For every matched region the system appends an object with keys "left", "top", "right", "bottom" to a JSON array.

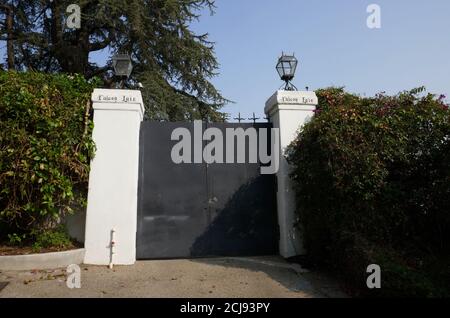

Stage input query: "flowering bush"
[
  {"left": 0, "top": 71, "right": 98, "bottom": 245},
  {"left": 287, "top": 87, "right": 450, "bottom": 297}
]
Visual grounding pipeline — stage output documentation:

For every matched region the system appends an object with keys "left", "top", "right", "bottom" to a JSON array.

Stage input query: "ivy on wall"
[{"left": 0, "top": 71, "right": 98, "bottom": 243}]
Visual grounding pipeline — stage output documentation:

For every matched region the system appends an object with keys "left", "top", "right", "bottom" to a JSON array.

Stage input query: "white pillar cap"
[
  {"left": 91, "top": 89, "right": 145, "bottom": 120},
  {"left": 265, "top": 90, "right": 318, "bottom": 117}
]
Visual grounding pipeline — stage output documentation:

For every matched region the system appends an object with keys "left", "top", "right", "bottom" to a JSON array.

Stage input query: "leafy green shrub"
[
  {"left": 287, "top": 87, "right": 450, "bottom": 297},
  {"left": 0, "top": 71, "right": 97, "bottom": 244},
  {"left": 7, "top": 233, "right": 27, "bottom": 245},
  {"left": 32, "top": 226, "right": 73, "bottom": 252}
]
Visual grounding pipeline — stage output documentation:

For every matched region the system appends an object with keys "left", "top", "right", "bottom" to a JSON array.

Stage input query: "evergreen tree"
[{"left": 0, "top": 0, "right": 227, "bottom": 121}]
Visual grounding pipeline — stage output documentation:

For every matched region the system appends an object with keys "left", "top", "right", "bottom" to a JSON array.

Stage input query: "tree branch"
[{"left": 89, "top": 37, "right": 112, "bottom": 52}]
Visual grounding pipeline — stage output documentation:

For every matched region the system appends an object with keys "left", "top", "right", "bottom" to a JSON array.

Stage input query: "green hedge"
[
  {"left": 0, "top": 71, "right": 98, "bottom": 244},
  {"left": 287, "top": 87, "right": 450, "bottom": 297}
]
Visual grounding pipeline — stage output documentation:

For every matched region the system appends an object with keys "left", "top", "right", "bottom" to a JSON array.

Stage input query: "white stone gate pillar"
[
  {"left": 264, "top": 90, "right": 318, "bottom": 258},
  {"left": 84, "top": 89, "right": 144, "bottom": 265}
]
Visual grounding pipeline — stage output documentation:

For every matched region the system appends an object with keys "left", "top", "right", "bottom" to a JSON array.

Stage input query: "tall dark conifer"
[{"left": 0, "top": 0, "right": 227, "bottom": 120}]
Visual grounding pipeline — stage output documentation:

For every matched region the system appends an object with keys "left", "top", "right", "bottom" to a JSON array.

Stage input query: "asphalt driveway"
[{"left": 0, "top": 256, "right": 346, "bottom": 298}]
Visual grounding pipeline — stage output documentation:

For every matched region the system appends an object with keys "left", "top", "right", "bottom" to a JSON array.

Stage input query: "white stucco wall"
[
  {"left": 83, "top": 89, "right": 144, "bottom": 265},
  {"left": 265, "top": 90, "right": 317, "bottom": 258}
]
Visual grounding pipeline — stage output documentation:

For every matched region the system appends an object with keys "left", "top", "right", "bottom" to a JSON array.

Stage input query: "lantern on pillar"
[
  {"left": 112, "top": 54, "right": 133, "bottom": 88},
  {"left": 276, "top": 53, "right": 298, "bottom": 91}
]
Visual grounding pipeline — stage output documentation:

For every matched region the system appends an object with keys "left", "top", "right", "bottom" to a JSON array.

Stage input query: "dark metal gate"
[{"left": 136, "top": 121, "right": 278, "bottom": 259}]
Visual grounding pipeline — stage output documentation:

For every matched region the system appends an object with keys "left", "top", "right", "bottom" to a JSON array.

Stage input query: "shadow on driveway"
[{"left": 190, "top": 256, "right": 347, "bottom": 298}]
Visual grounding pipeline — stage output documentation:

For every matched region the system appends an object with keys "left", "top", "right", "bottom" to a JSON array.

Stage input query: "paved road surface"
[{"left": 0, "top": 256, "right": 346, "bottom": 298}]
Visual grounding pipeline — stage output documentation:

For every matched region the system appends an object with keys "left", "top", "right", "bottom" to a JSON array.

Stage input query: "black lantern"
[
  {"left": 276, "top": 53, "right": 298, "bottom": 90},
  {"left": 112, "top": 54, "right": 133, "bottom": 78}
]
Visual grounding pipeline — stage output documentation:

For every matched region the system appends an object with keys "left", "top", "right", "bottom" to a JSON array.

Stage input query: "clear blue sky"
[
  {"left": 190, "top": 0, "right": 450, "bottom": 119},
  {"left": 2, "top": 1, "right": 449, "bottom": 120}
]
